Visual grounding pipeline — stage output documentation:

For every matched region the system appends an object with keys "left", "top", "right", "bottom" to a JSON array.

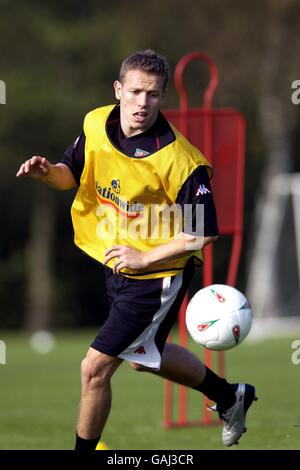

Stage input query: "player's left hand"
[{"left": 103, "top": 245, "right": 148, "bottom": 275}]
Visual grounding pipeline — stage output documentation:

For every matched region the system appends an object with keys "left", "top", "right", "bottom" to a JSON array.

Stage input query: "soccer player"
[{"left": 16, "top": 50, "right": 256, "bottom": 450}]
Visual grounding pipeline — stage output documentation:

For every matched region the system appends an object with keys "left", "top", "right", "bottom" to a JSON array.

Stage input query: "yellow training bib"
[{"left": 71, "top": 105, "right": 212, "bottom": 279}]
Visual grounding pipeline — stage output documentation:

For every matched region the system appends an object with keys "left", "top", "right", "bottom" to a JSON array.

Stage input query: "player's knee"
[
  {"left": 129, "top": 361, "right": 150, "bottom": 372},
  {"left": 80, "top": 357, "right": 110, "bottom": 388},
  {"left": 80, "top": 357, "right": 97, "bottom": 384}
]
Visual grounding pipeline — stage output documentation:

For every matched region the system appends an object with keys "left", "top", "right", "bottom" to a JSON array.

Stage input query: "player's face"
[{"left": 114, "top": 69, "right": 167, "bottom": 137}]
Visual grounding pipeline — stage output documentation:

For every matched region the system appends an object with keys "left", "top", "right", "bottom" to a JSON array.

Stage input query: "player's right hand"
[{"left": 16, "top": 156, "right": 51, "bottom": 180}]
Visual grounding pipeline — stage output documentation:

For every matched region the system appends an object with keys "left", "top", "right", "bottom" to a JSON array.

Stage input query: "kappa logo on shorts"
[{"left": 134, "top": 345, "right": 146, "bottom": 354}]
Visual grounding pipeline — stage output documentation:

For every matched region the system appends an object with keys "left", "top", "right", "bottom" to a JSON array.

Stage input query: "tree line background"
[{"left": 1, "top": 0, "right": 300, "bottom": 329}]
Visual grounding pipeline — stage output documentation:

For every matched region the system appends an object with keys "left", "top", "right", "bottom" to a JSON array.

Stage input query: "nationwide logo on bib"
[
  {"left": 111, "top": 179, "right": 120, "bottom": 193},
  {"left": 95, "top": 181, "right": 144, "bottom": 218}
]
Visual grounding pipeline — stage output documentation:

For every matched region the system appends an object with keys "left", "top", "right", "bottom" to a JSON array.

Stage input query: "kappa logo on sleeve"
[{"left": 196, "top": 184, "right": 211, "bottom": 196}]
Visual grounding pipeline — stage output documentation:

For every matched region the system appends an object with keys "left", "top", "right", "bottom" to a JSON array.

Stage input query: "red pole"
[
  {"left": 174, "top": 52, "right": 219, "bottom": 427},
  {"left": 174, "top": 51, "right": 219, "bottom": 111},
  {"left": 178, "top": 296, "right": 188, "bottom": 425},
  {"left": 163, "top": 52, "right": 223, "bottom": 428}
]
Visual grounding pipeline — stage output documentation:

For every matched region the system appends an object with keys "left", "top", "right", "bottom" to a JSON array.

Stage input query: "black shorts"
[{"left": 91, "top": 260, "right": 194, "bottom": 370}]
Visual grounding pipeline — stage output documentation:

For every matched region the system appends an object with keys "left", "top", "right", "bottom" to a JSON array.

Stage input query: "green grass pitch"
[{"left": 0, "top": 330, "right": 299, "bottom": 450}]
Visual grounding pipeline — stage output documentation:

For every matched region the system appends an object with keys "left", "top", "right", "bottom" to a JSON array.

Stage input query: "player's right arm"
[{"left": 16, "top": 156, "right": 77, "bottom": 190}]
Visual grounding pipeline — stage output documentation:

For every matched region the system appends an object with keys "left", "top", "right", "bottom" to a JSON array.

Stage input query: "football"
[{"left": 185, "top": 284, "right": 253, "bottom": 351}]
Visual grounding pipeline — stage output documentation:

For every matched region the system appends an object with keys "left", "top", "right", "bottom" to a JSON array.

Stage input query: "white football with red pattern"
[{"left": 185, "top": 284, "right": 252, "bottom": 351}]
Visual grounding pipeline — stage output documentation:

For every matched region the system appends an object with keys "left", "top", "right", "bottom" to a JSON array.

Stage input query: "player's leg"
[
  {"left": 130, "top": 343, "right": 235, "bottom": 410},
  {"left": 75, "top": 266, "right": 173, "bottom": 450},
  {"left": 75, "top": 347, "right": 122, "bottom": 450},
  {"left": 128, "top": 259, "right": 236, "bottom": 408},
  {"left": 131, "top": 352, "right": 256, "bottom": 447},
  {"left": 130, "top": 343, "right": 204, "bottom": 384},
  {"left": 128, "top": 260, "right": 256, "bottom": 446}
]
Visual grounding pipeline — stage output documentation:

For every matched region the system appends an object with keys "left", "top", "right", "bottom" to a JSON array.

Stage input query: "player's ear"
[
  {"left": 114, "top": 80, "right": 122, "bottom": 100},
  {"left": 162, "top": 87, "right": 168, "bottom": 103}
]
